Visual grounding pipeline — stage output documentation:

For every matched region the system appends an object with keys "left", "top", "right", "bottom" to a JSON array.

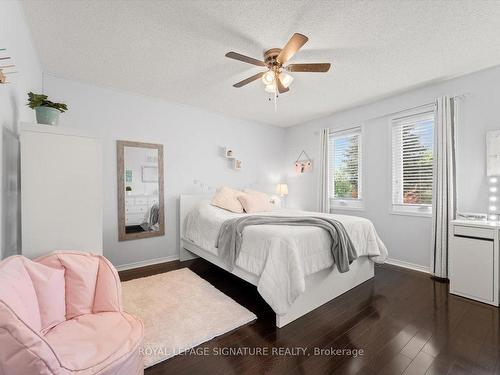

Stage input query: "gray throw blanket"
[{"left": 215, "top": 216, "right": 358, "bottom": 273}]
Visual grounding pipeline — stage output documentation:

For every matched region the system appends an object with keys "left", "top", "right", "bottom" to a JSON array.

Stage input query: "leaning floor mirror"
[{"left": 117, "top": 140, "right": 165, "bottom": 241}]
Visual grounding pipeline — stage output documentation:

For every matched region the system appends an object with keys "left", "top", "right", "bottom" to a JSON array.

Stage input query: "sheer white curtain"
[
  {"left": 431, "top": 96, "right": 457, "bottom": 279},
  {"left": 318, "top": 128, "right": 330, "bottom": 213}
]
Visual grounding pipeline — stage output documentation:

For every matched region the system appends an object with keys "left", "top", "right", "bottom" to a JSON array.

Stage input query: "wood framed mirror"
[{"left": 117, "top": 140, "right": 165, "bottom": 241}]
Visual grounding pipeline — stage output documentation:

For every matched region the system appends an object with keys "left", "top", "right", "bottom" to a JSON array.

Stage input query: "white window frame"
[
  {"left": 329, "top": 126, "right": 364, "bottom": 211},
  {"left": 390, "top": 105, "right": 435, "bottom": 217}
]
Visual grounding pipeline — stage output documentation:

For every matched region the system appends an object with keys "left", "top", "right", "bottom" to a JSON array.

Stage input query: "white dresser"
[
  {"left": 125, "top": 195, "right": 158, "bottom": 226},
  {"left": 20, "top": 123, "right": 103, "bottom": 258},
  {"left": 449, "top": 220, "right": 500, "bottom": 306}
]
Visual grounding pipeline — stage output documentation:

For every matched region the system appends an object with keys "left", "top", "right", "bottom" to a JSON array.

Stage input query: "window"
[
  {"left": 391, "top": 107, "right": 435, "bottom": 215},
  {"left": 329, "top": 127, "right": 363, "bottom": 210}
]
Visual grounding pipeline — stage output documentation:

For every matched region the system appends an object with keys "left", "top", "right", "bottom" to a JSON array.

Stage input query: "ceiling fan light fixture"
[
  {"left": 279, "top": 72, "right": 294, "bottom": 88},
  {"left": 261, "top": 70, "right": 275, "bottom": 85},
  {"left": 226, "top": 33, "right": 331, "bottom": 96}
]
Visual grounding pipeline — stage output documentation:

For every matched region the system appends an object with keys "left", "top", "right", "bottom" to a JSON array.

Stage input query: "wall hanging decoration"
[
  {"left": 142, "top": 166, "right": 159, "bottom": 182},
  {"left": 0, "top": 48, "right": 18, "bottom": 84},
  {"left": 125, "top": 170, "right": 133, "bottom": 183},
  {"left": 294, "top": 150, "right": 313, "bottom": 173}
]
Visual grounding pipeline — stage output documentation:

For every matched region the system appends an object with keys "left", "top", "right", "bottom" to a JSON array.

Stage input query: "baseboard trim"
[
  {"left": 115, "top": 255, "right": 179, "bottom": 271},
  {"left": 115, "top": 255, "right": 430, "bottom": 275},
  {"left": 384, "top": 258, "right": 430, "bottom": 274}
]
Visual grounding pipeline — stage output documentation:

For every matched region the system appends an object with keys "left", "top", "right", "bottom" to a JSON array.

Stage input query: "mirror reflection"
[{"left": 117, "top": 141, "right": 164, "bottom": 241}]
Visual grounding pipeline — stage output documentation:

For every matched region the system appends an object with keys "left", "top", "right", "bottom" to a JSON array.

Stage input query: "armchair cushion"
[
  {"left": 24, "top": 260, "right": 66, "bottom": 331},
  {"left": 0, "top": 257, "right": 41, "bottom": 332},
  {"left": 37, "top": 252, "right": 100, "bottom": 319}
]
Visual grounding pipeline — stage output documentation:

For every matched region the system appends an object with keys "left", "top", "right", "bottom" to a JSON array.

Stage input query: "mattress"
[{"left": 184, "top": 201, "right": 387, "bottom": 276}]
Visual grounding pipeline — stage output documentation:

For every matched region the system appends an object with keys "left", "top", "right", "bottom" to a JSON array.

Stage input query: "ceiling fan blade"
[
  {"left": 277, "top": 33, "right": 308, "bottom": 64},
  {"left": 225, "top": 52, "right": 265, "bottom": 67},
  {"left": 233, "top": 72, "right": 265, "bottom": 88},
  {"left": 276, "top": 75, "right": 290, "bottom": 94},
  {"left": 286, "top": 63, "right": 331, "bottom": 72}
]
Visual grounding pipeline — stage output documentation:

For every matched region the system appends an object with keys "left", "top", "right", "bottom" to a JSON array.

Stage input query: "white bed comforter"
[{"left": 184, "top": 201, "right": 388, "bottom": 314}]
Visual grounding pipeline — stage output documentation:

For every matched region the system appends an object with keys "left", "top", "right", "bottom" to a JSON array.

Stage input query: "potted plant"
[{"left": 26, "top": 92, "right": 68, "bottom": 126}]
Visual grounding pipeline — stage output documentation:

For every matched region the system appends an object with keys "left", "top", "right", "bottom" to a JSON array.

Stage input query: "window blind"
[
  {"left": 392, "top": 110, "right": 435, "bottom": 208},
  {"left": 329, "top": 128, "right": 362, "bottom": 201}
]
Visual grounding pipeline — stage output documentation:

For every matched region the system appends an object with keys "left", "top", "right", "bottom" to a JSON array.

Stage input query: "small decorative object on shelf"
[
  {"left": 294, "top": 150, "right": 313, "bottom": 173},
  {"left": 26, "top": 92, "right": 68, "bottom": 126},
  {"left": 224, "top": 147, "right": 235, "bottom": 158},
  {"left": 234, "top": 159, "right": 242, "bottom": 170}
]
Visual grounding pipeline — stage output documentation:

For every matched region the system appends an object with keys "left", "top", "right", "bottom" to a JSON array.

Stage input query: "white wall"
[
  {"left": 285, "top": 65, "right": 500, "bottom": 270},
  {"left": 43, "top": 75, "right": 285, "bottom": 268},
  {"left": 0, "top": 1, "right": 42, "bottom": 259}
]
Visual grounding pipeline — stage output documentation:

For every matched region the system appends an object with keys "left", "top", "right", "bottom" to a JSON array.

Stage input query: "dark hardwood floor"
[{"left": 119, "top": 260, "right": 500, "bottom": 375}]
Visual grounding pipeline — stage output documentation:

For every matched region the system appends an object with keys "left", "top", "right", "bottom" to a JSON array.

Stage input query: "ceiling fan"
[{"left": 225, "top": 33, "right": 331, "bottom": 95}]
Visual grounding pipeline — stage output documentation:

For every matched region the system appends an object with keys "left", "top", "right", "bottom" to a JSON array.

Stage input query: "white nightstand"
[{"left": 449, "top": 220, "right": 500, "bottom": 306}]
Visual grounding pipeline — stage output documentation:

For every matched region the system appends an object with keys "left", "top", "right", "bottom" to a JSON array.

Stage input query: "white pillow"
[{"left": 211, "top": 186, "right": 244, "bottom": 213}]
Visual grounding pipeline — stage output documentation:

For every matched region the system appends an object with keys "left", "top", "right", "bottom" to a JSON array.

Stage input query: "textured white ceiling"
[{"left": 22, "top": 0, "right": 500, "bottom": 127}]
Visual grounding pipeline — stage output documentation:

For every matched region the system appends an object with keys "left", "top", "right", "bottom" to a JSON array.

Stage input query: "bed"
[{"left": 179, "top": 194, "right": 388, "bottom": 328}]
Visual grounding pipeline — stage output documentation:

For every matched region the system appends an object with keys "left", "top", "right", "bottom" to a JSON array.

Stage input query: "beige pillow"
[
  {"left": 238, "top": 192, "right": 273, "bottom": 213},
  {"left": 211, "top": 186, "right": 244, "bottom": 213}
]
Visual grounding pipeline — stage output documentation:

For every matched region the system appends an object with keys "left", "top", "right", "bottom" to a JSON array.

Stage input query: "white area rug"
[{"left": 122, "top": 268, "right": 256, "bottom": 368}]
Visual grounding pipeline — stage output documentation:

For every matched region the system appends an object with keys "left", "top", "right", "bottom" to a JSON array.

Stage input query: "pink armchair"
[{"left": 0, "top": 251, "right": 144, "bottom": 375}]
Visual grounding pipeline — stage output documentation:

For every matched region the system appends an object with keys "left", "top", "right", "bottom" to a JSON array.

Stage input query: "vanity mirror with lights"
[
  {"left": 449, "top": 130, "right": 500, "bottom": 306},
  {"left": 487, "top": 130, "right": 500, "bottom": 220},
  {"left": 117, "top": 140, "right": 165, "bottom": 241}
]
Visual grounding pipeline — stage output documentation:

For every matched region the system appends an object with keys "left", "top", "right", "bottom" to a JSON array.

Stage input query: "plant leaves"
[{"left": 26, "top": 92, "right": 68, "bottom": 112}]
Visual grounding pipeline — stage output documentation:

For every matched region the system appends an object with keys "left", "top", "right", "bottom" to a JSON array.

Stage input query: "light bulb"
[
  {"left": 490, "top": 215, "right": 499, "bottom": 221},
  {"left": 265, "top": 82, "right": 277, "bottom": 93},
  {"left": 279, "top": 72, "right": 294, "bottom": 88},
  {"left": 490, "top": 177, "right": 498, "bottom": 184},
  {"left": 489, "top": 205, "right": 497, "bottom": 212},
  {"left": 491, "top": 196, "right": 498, "bottom": 202},
  {"left": 490, "top": 187, "right": 498, "bottom": 193},
  {"left": 261, "top": 71, "right": 275, "bottom": 85}
]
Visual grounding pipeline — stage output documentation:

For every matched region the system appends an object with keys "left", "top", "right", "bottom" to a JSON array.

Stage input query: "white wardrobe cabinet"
[{"left": 20, "top": 123, "right": 103, "bottom": 258}]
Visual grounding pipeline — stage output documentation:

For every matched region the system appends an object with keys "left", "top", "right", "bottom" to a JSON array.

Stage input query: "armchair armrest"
[
  {"left": 93, "top": 255, "right": 123, "bottom": 313},
  {"left": 0, "top": 302, "right": 62, "bottom": 375}
]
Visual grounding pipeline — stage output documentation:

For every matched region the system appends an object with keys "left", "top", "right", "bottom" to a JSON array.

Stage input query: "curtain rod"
[
  {"left": 317, "top": 93, "right": 468, "bottom": 135},
  {"left": 361, "top": 93, "right": 468, "bottom": 123}
]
